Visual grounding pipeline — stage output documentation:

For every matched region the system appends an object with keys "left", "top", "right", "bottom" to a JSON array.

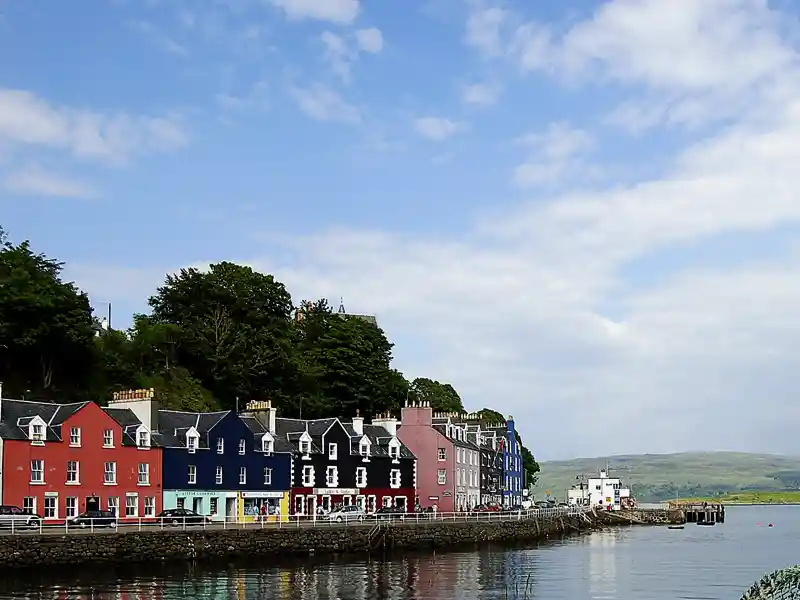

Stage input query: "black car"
[
  {"left": 157, "top": 508, "right": 211, "bottom": 526},
  {"left": 69, "top": 510, "right": 117, "bottom": 528},
  {"left": 372, "top": 506, "right": 406, "bottom": 521}
]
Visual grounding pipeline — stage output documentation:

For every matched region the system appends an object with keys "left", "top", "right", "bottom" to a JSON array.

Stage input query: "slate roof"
[
  {"left": 239, "top": 415, "right": 295, "bottom": 453},
  {"left": 103, "top": 407, "right": 164, "bottom": 447},
  {"left": 0, "top": 398, "right": 89, "bottom": 442},
  {"left": 431, "top": 418, "right": 480, "bottom": 450},
  {"left": 340, "top": 422, "right": 416, "bottom": 460},
  {"left": 156, "top": 410, "right": 229, "bottom": 448},
  {"left": 273, "top": 417, "right": 341, "bottom": 454}
]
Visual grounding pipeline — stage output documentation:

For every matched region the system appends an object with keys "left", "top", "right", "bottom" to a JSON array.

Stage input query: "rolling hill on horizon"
[{"left": 533, "top": 452, "right": 800, "bottom": 502}]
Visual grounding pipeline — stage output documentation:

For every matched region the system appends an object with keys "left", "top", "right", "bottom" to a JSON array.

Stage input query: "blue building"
[
  {"left": 107, "top": 396, "right": 292, "bottom": 522},
  {"left": 490, "top": 416, "right": 523, "bottom": 507}
]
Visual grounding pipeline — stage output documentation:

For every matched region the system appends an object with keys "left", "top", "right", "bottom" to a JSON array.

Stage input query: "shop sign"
[
  {"left": 241, "top": 491, "right": 285, "bottom": 499},
  {"left": 312, "top": 488, "right": 358, "bottom": 495}
]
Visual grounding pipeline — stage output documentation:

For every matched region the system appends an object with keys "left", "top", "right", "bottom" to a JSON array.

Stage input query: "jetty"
[{"left": 667, "top": 501, "right": 725, "bottom": 524}]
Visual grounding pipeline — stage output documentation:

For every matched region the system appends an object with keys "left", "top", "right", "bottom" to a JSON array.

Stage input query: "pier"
[{"left": 668, "top": 501, "right": 725, "bottom": 524}]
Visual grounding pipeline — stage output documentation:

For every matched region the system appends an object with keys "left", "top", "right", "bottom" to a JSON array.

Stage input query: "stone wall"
[
  {"left": 0, "top": 514, "right": 603, "bottom": 570},
  {"left": 612, "top": 508, "right": 685, "bottom": 525}
]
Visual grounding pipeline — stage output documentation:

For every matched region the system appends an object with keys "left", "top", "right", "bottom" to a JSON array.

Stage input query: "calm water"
[{"left": 2, "top": 506, "right": 798, "bottom": 599}]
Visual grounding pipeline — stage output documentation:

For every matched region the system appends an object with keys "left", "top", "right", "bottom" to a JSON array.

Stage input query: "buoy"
[{"left": 768, "top": 523, "right": 774, "bottom": 527}]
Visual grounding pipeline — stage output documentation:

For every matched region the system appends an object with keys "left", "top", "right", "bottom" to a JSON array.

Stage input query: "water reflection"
[{"left": 587, "top": 530, "right": 618, "bottom": 599}]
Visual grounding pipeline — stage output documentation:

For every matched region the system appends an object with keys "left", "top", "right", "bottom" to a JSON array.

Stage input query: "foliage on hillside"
[
  {"left": 0, "top": 227, "right": 540, "bottom": 482},
  {"left": 534, "top": 452, "right": 800, "bottom": 502}
]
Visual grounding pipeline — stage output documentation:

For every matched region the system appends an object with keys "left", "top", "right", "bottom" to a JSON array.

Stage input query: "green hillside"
[{"left": 533, "top": 452, "right": 800, "bottom": 503}]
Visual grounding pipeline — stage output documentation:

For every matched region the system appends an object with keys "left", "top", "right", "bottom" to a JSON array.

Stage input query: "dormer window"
[
  {"left": 136, "top": 425, "right": 150, "bottom": 448},
  {"left": 359, "top": 439, "right": 370, "bottom": 456},
  {"left": 262, "top": 438, "right": 274, "bottom": 454},
  {"left": 28, "top": 417, "right": 46, "bottom": 445},
  {"left": 389, "top": 444, "right": 399, "bottom": 459},
  {"left": 186, "top": 429, "right": 199, "bottom": 453},
  {"left": 300, "top": 440, "right": 310, "bottom": 454}
]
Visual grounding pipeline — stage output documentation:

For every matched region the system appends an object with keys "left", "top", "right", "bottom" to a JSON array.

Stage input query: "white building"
[{"left": 569, "top": 470, "right": 630, "bottom": 511}]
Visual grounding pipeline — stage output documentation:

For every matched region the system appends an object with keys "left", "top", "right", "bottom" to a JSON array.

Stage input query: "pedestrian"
[{"left": 274, "top": 503, "right": 281, "bottom": 527}]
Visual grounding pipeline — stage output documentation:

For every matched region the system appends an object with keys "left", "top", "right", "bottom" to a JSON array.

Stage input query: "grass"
[
  {"left": 676, "top": 490, "right": 800, "bottom": 505},
  {"left": 534, "top": 452, "right": 800, "bottom": 502}
]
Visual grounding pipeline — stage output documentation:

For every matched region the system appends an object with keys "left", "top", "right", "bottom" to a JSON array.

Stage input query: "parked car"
[
  {"left": 372, "top": 506, "right": 406, "bottom": 521},
  {"left": 157, "top": 508, "right": 211, "bottom": 526},
  {"left": 68, "top": 510, "right": 117, "bottom": 528},
  {"left": 325, "top": 505, "right": 365, "bottom": 523},
  {"left": 0, "top": 505, "right": 42, "bottom": 529}
]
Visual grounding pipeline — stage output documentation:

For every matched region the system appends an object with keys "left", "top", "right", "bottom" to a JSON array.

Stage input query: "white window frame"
[
  {"left": 30, "top": 459, "right": 44, "bottom": 484},
  {"left": 264, "top": 467, "right": 272, "bottom": 485},
  {"left": 302, "top": 466, "right": 314, "bottom": 487},
  {"left": 103, "top": 429, "right": 114, "bottom": 448},
  {"left": 136, "top": 426, "right": 150, "bottom": 448},
  {"left": 262, "top": 437, "right": 274, "bottom": 453},
  {"left": 239, "top": 466, "right": 247, "bottom": 485},
  {"left": 188, "top": 465, "right": 197, "bottom": 484},
  {"left": 355, "top": 467, "right": 367, "bottom": 488},
  {"left": 144, "top": 496, "right": 155, "bottom": 518},
  {"left": 104, "top": 461, "right": 117, "bottom": 485},
  {"left": 389, "top": 442, "right": 399, "bottom": 460},
  {"left": 326, "top": 466, "right": 338, "bottom": 487},
  {"left": 29, "top": 418, "right": 46, "bottom": 445},
  {"left": 437, "top": 469, "right": 447, "bottom": 485},
  {"left": 23, "top": 496, "right": 36, "bottom": 514},
  {"left": 69, "top": 426, "right": 81, "bottom": 447},
  {"left": 66, "top": 460, "right": 79, "bottom": 484},
  {"left": 239, "top": 439, "right": 246, "bottom": 455},
  {"left": 300, "top": 440, "right": 311, "bottom": 453},
  {"left": 215, "top": 466, "right": 223, "bottom": 485},
  {"left": 125, "top": 495, "right": 138, "bottom": 518},
  {"left": 359, "top": 440, "right": 370, "bottom": 456},
  {"left": 438, "top": 448, "right": 446, "bottom": 461},
  {"left": 187, "top": 434, "right": 199, "bottom": 453},
  {"left": 328, "top": 443, "right": 337, "bottom": 460},
  {"left": 390, "top": 469, "right": 401, "bottom": 489},
  {"left": 108, "top": 496, "right": 119, "bottom": 516},
  {"left": 217, "top": 438, "right": 224, "bottom": 454},
  {"left": 44, "top": 495, "right": 58, "bottom": 520},
  {"left": 66, "top": 497, "right": 78, "bottom": 518},
  {"left": 138, "top": 463, "right": 150, "bottom": 485}
]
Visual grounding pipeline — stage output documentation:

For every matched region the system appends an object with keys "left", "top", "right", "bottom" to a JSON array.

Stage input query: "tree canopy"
[{"left": 0, "top": 226, "right": 539, "bottom": 478}]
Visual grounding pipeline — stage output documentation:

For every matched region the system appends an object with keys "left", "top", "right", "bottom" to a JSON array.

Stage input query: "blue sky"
[{"left": 4, "top": 0, "right": 800, "bottom": 460}]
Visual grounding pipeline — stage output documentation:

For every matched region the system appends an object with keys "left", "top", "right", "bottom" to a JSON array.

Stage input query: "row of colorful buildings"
[{"left": 0, "top": 388, "right": 526, "bottom": 523}]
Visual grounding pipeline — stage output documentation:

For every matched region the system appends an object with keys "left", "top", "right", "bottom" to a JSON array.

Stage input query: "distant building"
[
  {"left": 294, "top": 299, "right": 378, "bottom": 327},
  {"left": 568, "top": 469, "right": 630, "bottom": 510}
]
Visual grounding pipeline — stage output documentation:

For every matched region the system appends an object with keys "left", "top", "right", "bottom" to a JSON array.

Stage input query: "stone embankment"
[{"left": 0, "top": 510, "right": 669, "bottom": 570}]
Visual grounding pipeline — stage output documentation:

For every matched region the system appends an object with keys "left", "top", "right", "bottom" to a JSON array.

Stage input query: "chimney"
[
  {"left": 243, "top": 400, "right": 277, "bottom": 434},
  {"left": 352, "top": 410, "right": 363, "bottom": 435},
  {"left": 372, "top": 413, "right": 398, "bottom": 437},
  {"left": 109, "top": 388, "right": 160, "bottom": 431}
]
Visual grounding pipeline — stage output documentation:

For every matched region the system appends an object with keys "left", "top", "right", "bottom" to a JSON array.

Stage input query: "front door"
[
  {"left": 193, "top": 497, "right": 203, "bottom": 515},
  {"left": 85, "top": 496, "right": 100, "bottom": 512},
  {"left": 226, "top": 497, "right": 236, "bottom": 520},
  {"left": 307, "top": 495, "right": 317, "bottom": 518},
  {"left": 355, "top": 495, "right": 366, "bottom": 511}
]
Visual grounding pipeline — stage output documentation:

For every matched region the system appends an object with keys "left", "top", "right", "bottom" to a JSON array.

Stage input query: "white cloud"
[
  {"left": 129, "top": 20, "right": 189, "bottom": 57},
  {"left": 513, "top": 122, "right": 594, "bottom": 187},
  {"left": 464, "top": 6, "right": 507, "bottom": 57},
  {"left": 461, "top": 82, "right": 500, "bottom": 106},
  {"left": 289, "top": 84, "right": 360, "bottom": 122},
  {"left": 356, "top": 27, "right": 383, "bottom": 54},
  {"left": 413, "top": 117, "right": 465, "bottom": 141},
  {"left": 320, "top": 31, "right": 355, "bottom": 82},
  {"left": 3, "top": 165, "right": 97, "bottom": 199},
  {"left": 0, "top": 88, "right": 189, "bottom": 164},
  {"left": 268, "top": 0, "right": 360, "bottom": 24}
]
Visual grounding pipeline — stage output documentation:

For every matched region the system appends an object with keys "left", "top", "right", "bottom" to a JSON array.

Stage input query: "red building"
[{"left": 0, "top": 395, "right": 162, "bottom": 523}]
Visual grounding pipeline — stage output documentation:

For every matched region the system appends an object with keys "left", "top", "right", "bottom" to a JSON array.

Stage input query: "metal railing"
[{"left": 0, "top": 506, "right": 588, "bottom": 536}]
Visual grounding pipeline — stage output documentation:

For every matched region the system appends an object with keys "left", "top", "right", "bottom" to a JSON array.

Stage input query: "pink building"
[{"left": 397, "top": 400, "right": 456, "bottom": 512}]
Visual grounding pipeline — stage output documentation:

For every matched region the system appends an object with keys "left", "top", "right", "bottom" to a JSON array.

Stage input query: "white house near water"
[{"left": 568, "top": 469, "right": 631, "bottom": 511}]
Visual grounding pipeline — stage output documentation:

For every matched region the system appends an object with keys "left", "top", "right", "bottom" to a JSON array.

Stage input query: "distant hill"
[{"left": 533, "top": 452, "right": 800, "bottom": 502}]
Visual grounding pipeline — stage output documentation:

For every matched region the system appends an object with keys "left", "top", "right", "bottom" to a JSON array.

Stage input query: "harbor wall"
[{"left": 0, "top": 512, "right": 615, "bottom": 570}]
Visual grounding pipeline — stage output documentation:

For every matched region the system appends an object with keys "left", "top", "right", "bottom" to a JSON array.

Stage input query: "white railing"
[{"left": 0, "top": 506, "right": 587, "bottom": 536}]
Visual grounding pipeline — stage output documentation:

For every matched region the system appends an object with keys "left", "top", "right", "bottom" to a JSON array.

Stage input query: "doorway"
[
  {"left": 193, "top": 497, "right": 203, "bottom": 514},
  {"left": 85, "top": 496, "right": 100, "bottom": 512},
  {"left": 225, "top": 497, "right": 236, "bottom": 521},
  {"left": 395, "top": 496, "right": 408, "bottom": 511}
]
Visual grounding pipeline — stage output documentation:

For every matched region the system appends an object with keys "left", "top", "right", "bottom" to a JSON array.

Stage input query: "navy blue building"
[{"left": 496, "top": 416, "right": 523, "bottom": 506}]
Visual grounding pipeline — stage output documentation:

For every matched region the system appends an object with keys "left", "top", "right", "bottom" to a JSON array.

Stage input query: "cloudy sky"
[{"left": 3, "top": 0, "right": 800, "bottom": 460}]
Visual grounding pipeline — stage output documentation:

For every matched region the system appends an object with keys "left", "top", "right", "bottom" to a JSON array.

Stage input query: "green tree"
[
  {"left": 409, "top": 377, "right": 464, "bottom": 412},
  {"left": 294, "top": 300, "right": 402, "bottom": 419},
  {"left": 518, "top": 435, "right": 540, "bottom": 486},
  {"left": 476, "top": 407, "right": 505, "bottom": 425},
  {"left": 148, "top": 262, "right": 299, "bottom": 410},
  {"left": 0, "top": 234, "right": 97, "bottom": 400}
]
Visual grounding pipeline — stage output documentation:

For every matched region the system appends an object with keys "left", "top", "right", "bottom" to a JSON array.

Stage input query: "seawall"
[{"left": 0, "top": 512, "right": 619, "bottom": 570}]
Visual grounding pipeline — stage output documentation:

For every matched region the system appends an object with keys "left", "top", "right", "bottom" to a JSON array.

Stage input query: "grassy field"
[
  {"left": 534, "top": 452, "right": 800, "bottom": 503},
  {"left": 676, "top": 490, "right": 800, "bottom": 504}
]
